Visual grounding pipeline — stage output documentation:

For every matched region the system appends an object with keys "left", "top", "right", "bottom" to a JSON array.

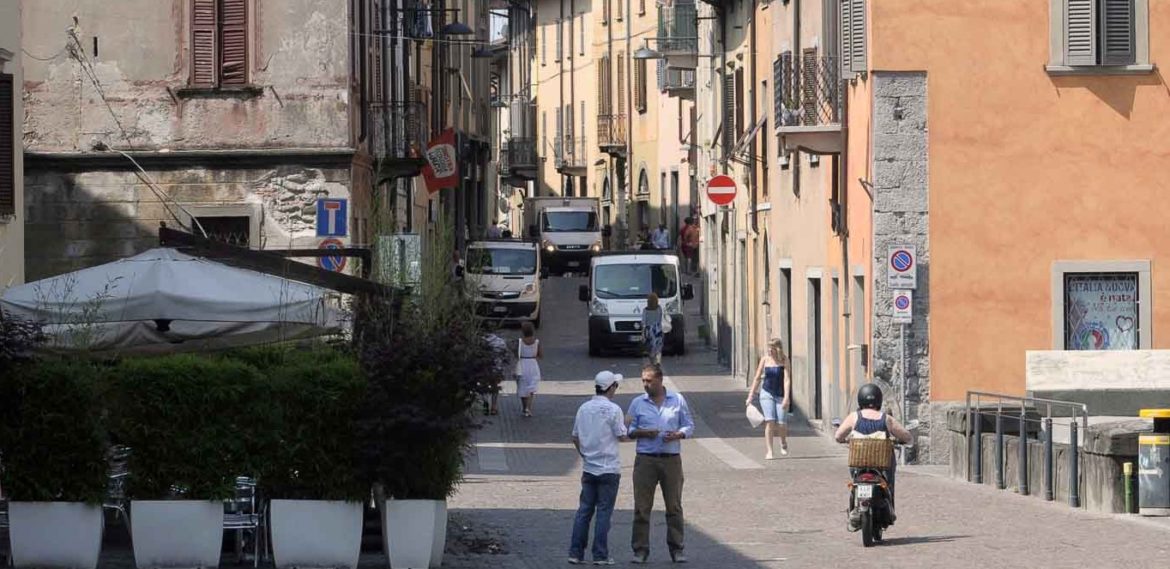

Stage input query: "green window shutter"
[
  {"left": 1065, "top": 0, "right": 1097, "bottom": 66},
  {"left": 840, "top": 0, "right": 852, "bottom": 76},
  {"left": 1101, "top": 0, "right": 1135, "bottom": 65},
  {"left": 849, "top": 0, "right": 866, "bottom": 73}
]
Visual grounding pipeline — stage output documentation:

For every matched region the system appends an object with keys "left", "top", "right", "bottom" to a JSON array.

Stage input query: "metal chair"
[{"left": 223, "top": 476, "right": 265, "bottom": 567}]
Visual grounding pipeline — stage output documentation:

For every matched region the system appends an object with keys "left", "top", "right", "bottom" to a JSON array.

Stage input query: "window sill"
[
  {"left": 0, "top": 214, "right": 14, "bottom": 224},
  {"left": 1045, "top": 64, "right": 1156, "bottom": 76},
  {"left": 174, "top": 85, "right": 266, "bottom": 99}
]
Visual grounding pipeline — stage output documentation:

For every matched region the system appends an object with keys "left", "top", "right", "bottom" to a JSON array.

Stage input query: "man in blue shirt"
[{"left": 625, "top": 363, "right": 695, "bottom": 564}]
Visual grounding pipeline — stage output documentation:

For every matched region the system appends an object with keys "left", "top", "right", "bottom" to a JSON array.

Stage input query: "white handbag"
[
  {"left": 513, "top": 339, "right": 523, "bottom": 379},
  {"left": 745, "top": 404, "right": 765, "bottom": 429},
  {"left": 661, "top": 311, "right": 673, "bottom": 334}
]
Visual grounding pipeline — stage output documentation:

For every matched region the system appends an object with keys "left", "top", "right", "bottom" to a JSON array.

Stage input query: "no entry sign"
[{"left": 706, "top": 175, "right": 737, "bottom": 206}]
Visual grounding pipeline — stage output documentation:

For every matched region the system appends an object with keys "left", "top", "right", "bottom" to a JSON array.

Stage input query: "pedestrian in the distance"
[
  {"left": 641, "top": 293, "right": 665, "bottom": 365},
  {"left": 627, "top": 363, "right": 694, "bottom": 564},
  {"left": 568, "top": 371, "right": 630, "bottom": 565},
  {"left": 487, "top": 219, "right": 503, "bottom": 239},
  {"left": 682, "top": 220, "right": 700, "bottom": 275},
  {"left": 516, "top": 321, "right": 542, "bottom": 417},
  {"left": 746, "top": 338, "right": 792, "bottom": 459},
  {"left": 651, "top": 224, "right": 671, "bottom": 250}
]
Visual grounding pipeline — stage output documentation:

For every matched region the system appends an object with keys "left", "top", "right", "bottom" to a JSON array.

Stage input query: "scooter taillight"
[
  {"left": 856, "top": 472, "right": 880, "bottom": 483},
  {"left": 860, "top": 499, "right": 871, "bottom": 507}
]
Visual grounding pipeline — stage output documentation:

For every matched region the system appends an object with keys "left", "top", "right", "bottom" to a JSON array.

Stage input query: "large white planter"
[
  {"left": 269, "top": 500, "right": 363, "bottom": 569},
  {"left": 8, "top": 502, "right": 104, "bottom": 569},
  {"left": 429, "top": 501, "right": 448, "bottom": 568},
  {"left": 130, "top": 501, "right": 223, "bottom": 569},
  {"left": 382, "top": 499, "right": 446, "bottom": 569}
]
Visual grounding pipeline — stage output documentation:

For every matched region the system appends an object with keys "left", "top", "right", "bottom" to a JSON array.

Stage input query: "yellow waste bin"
[{"left": 1138, "top": 409, "right": 1170, "bottom": 516}]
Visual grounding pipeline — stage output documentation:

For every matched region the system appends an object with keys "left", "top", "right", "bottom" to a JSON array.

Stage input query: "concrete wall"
[
  {"left": 0, "top": 1, "right": 24, "bottom": 289},
  {"left": 1027, "top": 350, "right": 1170, "bottom": 415}
]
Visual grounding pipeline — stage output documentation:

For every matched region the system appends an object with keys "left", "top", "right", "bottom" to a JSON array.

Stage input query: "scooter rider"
[{"left": 834, "top": 384, "right": 913, "bottom": 521}]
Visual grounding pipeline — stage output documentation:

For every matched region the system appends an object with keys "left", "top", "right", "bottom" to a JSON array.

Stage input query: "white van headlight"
[
  {"left": 542, "top": 239, "right": 555, "bottom": 253},
  {"left": 522, "top": 283, "right": 536, "bottom": 296},
  {"left": 590, "top": 300, "right": 609, "bottom": 315},
  {"left": 590, "top": 240, "right": 602, "bottom": 252}
]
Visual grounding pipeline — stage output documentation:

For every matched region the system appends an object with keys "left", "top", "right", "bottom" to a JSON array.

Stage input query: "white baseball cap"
[{"left": 594, "top": 371, "right": 623, "bottom": 390}]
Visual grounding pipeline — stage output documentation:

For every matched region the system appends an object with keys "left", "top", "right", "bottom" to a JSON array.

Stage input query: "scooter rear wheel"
[{"left": 861, "top": 512, "right": 875, "bottom": 547}]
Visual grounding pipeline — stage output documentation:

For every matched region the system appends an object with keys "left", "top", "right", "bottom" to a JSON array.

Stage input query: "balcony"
[
  {"left": 656, "top": 1, "right": 698, "bottom": 69},
  {"left": 555, "top": 137, "right": 588, "bottom": 174},
  {"left": 776, "top": 54, "right": 843, "bottom": 155},
  {"left": 372, "top": 101, "right": 428, "bottom": 181},
  {"left": 597, "top": 114, "right": 627, "bottom": 153},
  {"left": 661, "top": 64, "right": 695, "bottom": 97},
  {"left": 506, "top": 137, "right": 538, "bottom": 178}
]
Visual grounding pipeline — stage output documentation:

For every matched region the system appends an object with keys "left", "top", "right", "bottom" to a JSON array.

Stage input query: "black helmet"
[{"left": 857, "top": 383, "right": 883, "bottom": 410}]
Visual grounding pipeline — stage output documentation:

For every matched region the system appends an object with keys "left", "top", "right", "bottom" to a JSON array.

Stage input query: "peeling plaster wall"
[
  {"left": 24, "top": 165, "right": 352, "bottom": 281},
  {"left": 21, "top": 0, "right": 350, "bottom": 153}
]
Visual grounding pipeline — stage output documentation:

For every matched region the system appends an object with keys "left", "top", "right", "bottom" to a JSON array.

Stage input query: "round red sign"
[{"left": 706, "top": 175, "right": 737, "bottom": 206}]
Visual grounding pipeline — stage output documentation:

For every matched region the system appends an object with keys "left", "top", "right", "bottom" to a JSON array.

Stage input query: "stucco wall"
[
  {"left": 0, "top": 1, "right": 24, "bottom": 289},
  {"left": 22, "top": 0, "right": 350, "bottom": 153},
  {"left": 870, "top": 0, "right": 1170, "bottom": 403}
]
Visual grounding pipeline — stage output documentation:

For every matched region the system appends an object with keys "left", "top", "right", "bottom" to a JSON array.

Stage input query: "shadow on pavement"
[{"left": 877, "top": 534, "right": 971, "bottom": 546}]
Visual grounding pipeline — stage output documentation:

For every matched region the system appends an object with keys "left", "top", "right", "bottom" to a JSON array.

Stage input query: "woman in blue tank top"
[{"left": 746, "top": 338, "right": 792, "bottom": 459}]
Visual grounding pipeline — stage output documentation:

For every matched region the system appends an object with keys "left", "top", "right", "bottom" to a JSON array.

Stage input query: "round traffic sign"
[
  {"left": 318, "top": 238, "right": 347, "bottom": 272},
  {"left": 894, "top": 294, "right": 911, "bottom": 310},
  {"left": 891, "top": 250, "right": 914, "bottom": 273},
  {"left": 706, "top": 175, "right": 737, "bottom": 206}
]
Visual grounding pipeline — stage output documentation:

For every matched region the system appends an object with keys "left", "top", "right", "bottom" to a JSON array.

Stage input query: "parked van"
[
  {"left": 466, "top": 239, "right": 547, "bottom": 327},
  {"left": 578, "top": 252, "right": 694, "bottom": 356}
]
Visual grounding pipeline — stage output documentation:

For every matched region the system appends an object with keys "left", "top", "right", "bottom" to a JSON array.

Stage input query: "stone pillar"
[{"left": 870, "top": 72, "right": 934, "bottom": 462}]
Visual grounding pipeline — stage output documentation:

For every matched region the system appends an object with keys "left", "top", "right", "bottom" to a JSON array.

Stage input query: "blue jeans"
[{"left": 569, "top": 472, "right": 621, "bottom": 560}]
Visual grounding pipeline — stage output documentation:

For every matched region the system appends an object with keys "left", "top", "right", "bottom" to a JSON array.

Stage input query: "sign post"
[
  {"left": 705, "top": 175, "right": 738, "bottom": 207},
  {"left": 887, "top": 245, "right": 917, "bottom": 289}
]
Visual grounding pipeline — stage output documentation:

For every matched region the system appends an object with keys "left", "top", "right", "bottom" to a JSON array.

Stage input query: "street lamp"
[
  {"left": 633, "top": 45, "right": 661, "bottom": 60},
  {"left": 441, "top": 21, "right": 475, "bottom": 35}
]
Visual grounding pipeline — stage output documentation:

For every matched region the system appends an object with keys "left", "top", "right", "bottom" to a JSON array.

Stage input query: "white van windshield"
[
  {"left": 467, "top": 248, "right": 537, "bottom": 275},
  {"left": 594, "top": 264, "right": 678, "bottom": 299},
  {"left": 542, "top": 211, "right": 599, "bottom": 232}
]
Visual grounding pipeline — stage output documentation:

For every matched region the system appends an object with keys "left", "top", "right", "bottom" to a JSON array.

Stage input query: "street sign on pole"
[
  {"left": 316, "top": 198, "right": 348, "bottom": 237},
  {"left": 887, "top": 245, "right": 917, "bottom": 289},
  {"left": 318, "top": 238, "right": 347, "bottom": 272},
  {"left": 706, "top": 175, "right": 737, "bottom": 206},
  {"left": 893, "top": 289, "right": 913, "bottom": 324}
]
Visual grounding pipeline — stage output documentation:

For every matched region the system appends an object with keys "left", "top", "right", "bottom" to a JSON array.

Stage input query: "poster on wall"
[{"left": 1064, "top": 274, "right": 1139, "bottom": 351}]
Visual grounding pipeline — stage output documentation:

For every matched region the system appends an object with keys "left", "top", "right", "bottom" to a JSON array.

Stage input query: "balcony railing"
[
  {"left": 372, "top": 101, "right": 428, "bottom": 178},
  {"left": 657, "top": 2, "right": 698, "bottom": 55},
  {"left": 506, "top": 137, "right": 538, "bottom": 172},
  {"left": 662, "top": 66, "right": 695, "bottom": 94},
  {"left": 499, "top": 141, "right": 512, "bottom": 176},
  {"left": 597, "top": 114, "right": 627, "bottom": 150},
  {"left": 555, "top": 136, "right": 588, "bottom": 171},
  {"left": 775, "top": 54, "right": 842, "bottom": 154}
]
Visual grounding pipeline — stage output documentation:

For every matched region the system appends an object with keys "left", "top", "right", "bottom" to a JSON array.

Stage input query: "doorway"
[{"left": 808, "top": 276, "right": 823, "bottom": 420}]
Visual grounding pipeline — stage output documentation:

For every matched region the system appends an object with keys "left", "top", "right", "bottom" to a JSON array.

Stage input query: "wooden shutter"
[
  {"left": 0, "top": 74, "right": 13, "bottom": 217},
  {"left": 617, "top": 52, "right": 626, "bottom": 114},
  {"left": 635, "top": 59, "right": 646, "bottom": 112},
  {"left": 734, "top": 67, "right": 744, "bottom": 141},
  {"left": 848, "top": 0, "right": 866, "bottom": 73},
  {"left": 722, "top": 73, "right": 734, "bottom": 157},
  {"left": 219, "top": 0, "right": 248, "bottom": 85},
  {"left": 802, "top": 47, "right": 818, "bottom": 125},
  {"left": 579, "top": 17, "right": 585, "bottom": 55},
  {"left": 556, "top": 19, "right": 563, "bottom": 62},
  {"left": 597, "top": 55, "right": 609, "bottom": 114},
  {"left": 1065, "top": 0, "right": 1097, "bottom": 66},
  {"left": 657, "top": 59, "right": 666, "bottom": 91},
  {"left": 542, "top": 26, "right": 547, "bottom": 65},
  {"left": 191, "top": 0, "right": 218, "bottom": 86},
  {"left": 603, "top": 0, "right": 610, "bottom": 24},
  {"left": 772, "top": 56, "right": 784, "bottom": 131},
  {"left": 1101, "top": 0, "right": 1135, "bottom": 65},
  {"left": 616, "top": 0, "right": 623, "bottom": 21}
]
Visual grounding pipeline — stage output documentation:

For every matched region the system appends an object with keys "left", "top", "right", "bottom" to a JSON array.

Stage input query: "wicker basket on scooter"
[{"left": 848, "top": 438, "right": 894, "bottom": 468}]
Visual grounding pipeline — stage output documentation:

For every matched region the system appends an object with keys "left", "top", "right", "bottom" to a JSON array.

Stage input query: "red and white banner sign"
[
  {"left": 422, "top": 128, "right": 459, "bottom": 194},
  {"left": 706, "top": 174, "right": 737, "bottom": 206}
]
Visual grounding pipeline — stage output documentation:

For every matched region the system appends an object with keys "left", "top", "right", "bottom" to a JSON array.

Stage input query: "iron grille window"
[
  {"left": 0, "top": 73, "right": 13, "bottom": 217},
  {"left": 1063, "top": 272, "right": 1139, "bottom": 350},
  {"left": 191, "top": 0, "right": 248, "bottom": 86}
]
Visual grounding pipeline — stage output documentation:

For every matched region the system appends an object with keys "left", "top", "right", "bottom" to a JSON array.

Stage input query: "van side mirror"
[
  {"left": 540, "top": 267, "right": 550, "bottom": 280},
  {"left": 682, "top": 283, "right": 694, "bottom": 301},
  {"left": 528, "top": 224, "right": 538, "bottom": 238},
  {"left": 602, "top": 224, "right": 613, "bottom": 237},
  {"left": 578, "top": 285, "right": 590, "bottom": 302}
]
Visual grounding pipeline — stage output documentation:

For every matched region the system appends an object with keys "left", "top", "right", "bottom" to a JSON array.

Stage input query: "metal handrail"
[{"left": 964, "top": 390, "right": 1088, "bottom": 507}]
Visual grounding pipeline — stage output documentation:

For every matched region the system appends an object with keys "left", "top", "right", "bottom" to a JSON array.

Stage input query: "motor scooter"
[{"left": 833, "top": 419, "right": 917, "bottom": 547}]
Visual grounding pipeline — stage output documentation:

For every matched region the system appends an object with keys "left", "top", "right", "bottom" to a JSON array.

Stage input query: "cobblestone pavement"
[{"left": 443, "top": 276, "right": 1170, "bottom": 569}]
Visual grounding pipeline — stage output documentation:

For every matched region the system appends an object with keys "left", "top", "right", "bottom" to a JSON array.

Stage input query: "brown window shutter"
[
  {"left": 191, "top": 0, "right": 218, "bottom": 86},
  {"left": 219, "top": 0, "right": 248, "bottom": 85},
  {"left": 802, "top": 47, "right": 817, "bottom": 125},
  {"left": 617, "top": 52, "right": 626, "bottom": 114},
  {"left": 0, "top": 74, "right": 13, "bottom": 217}
]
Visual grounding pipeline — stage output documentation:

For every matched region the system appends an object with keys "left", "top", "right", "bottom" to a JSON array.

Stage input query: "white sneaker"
[
  {"left": 779, "top": 446, "right": 789, "bottom": 456},
  {"left": 593, "top": 559, "right": 615, "bottom": 566},
  {"left": 568, "top": 557, "right": 584, "bottom": 565}
]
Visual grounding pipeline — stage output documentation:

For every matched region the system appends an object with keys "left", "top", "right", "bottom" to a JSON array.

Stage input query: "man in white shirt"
[
  {"left": 568, "top": 371, "right": 630, "bottom": 565},
  {"left": 651, "top": 224, "right": 670, "bottom": 250}
]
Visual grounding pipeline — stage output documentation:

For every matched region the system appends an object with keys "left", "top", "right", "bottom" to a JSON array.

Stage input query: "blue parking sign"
[{"left": 316, "top": 198, "right": 348, "bottom": 237}]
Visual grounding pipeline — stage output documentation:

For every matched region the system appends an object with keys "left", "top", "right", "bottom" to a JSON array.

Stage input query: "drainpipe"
[
  {"left": 840, "top": 74, "right": 853, "bottom": 420},
  {"left": 560, "top": 0, "right": 566, "bottom": 195},
  {"left": 625, "top": 0, "right": 634, "bottom": 248}
]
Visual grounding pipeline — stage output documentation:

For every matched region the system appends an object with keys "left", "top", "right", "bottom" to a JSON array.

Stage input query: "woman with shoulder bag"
[
  {"left": 641, "top": 293, "right": 666, "bottom": 365},
  {"left": 516, "top": 321, "right": 543, "bottom": 417},
  {"left": 746, "top": 338, "right": 793, "bottom": 459}
]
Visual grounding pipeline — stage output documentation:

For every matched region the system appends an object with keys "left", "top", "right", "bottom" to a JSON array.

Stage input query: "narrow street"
[{"left": 445, "top": 277, "right": 1170, "bottom": 568}]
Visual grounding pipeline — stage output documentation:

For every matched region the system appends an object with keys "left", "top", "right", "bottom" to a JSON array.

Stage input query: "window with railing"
[
  {"left": 772, "top": 49, "right": 840, "bottom": 129},
  {"left": 657, "top": 1, "right": 698, "bottom": 54}
]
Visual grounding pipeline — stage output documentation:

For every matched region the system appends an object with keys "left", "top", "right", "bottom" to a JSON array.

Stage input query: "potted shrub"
[
  {"left": 355, "top": 231, "right": 496, "bottom": 569},
  {"left": 251, "top": 347, "right": 368, "bottom": 569},
  {"left": 0, "top": 356, "right": 108, "bottom": 569},
  {"left": 110, "top": 355, "right": 273, "bottom": 569}
]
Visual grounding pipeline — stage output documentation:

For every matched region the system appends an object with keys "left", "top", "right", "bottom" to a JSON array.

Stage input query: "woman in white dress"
[{"left": 517, "top": 321, "right": 543, "bottom": 417}]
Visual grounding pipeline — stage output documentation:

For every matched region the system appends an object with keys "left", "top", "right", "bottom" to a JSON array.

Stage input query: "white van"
[
  {"left": 466, "top": 239, "right": 547, "bottom": 328},
  {"left": 578, "top": 252, "right": 695, "bottom": 356}
]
